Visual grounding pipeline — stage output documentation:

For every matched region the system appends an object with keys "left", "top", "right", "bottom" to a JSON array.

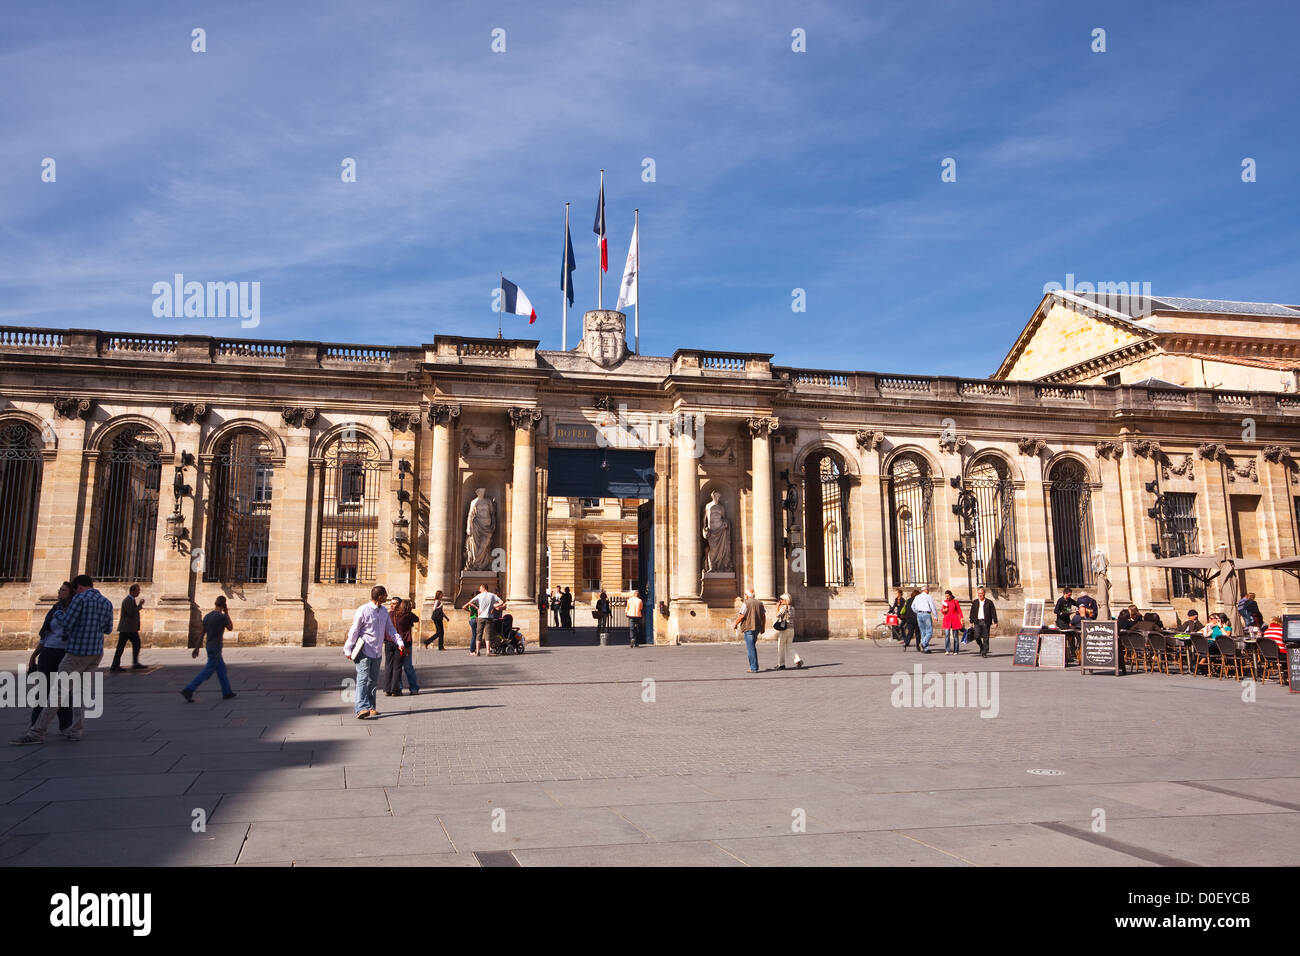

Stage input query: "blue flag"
[{"left": 562, "top": 222, "right": 576, "bottom": 307}]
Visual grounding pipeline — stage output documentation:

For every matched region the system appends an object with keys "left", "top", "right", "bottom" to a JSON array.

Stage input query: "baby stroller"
[{"left": 489, "top": 614, "right": 526, "bottom": 655}]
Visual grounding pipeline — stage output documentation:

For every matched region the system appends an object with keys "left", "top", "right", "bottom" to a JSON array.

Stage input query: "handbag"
[
  {"left": 774, "top": 620, "right": 789, "bottom": 631},
  {"left": 885, "top": 613, "right": 900, "bottom": 626}
]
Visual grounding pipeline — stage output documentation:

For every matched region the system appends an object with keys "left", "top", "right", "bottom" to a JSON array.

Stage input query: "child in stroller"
[{"left": 488, "top": 613, "right": 526, "bottom": 655}]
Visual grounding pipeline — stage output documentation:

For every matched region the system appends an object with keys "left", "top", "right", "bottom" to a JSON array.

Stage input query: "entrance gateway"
[{"left": 545, "top": 447, "right": 655, "bottom": 644}]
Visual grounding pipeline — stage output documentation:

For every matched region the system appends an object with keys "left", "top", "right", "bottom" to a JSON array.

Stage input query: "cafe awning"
[{"left": 1113, "top": 554, "right": 1224, "bottom": 571}]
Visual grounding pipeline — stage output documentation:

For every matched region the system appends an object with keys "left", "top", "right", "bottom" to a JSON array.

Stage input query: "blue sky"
[{"left": 3, "top": 0, "right": 1298, "bottom": 376}]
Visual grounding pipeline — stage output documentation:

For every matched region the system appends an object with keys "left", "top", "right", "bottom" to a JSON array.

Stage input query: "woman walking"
[
  {"left": 393, "top": 598, "right": 420, "bottom": 695},
  {"left": 941, "top": 589, "right": 965, "bottom": 655},
  {"left": 28, "top": 582, "right": 74, "bottom": 734},
  {"left": 773, "top": 593, "right": 802, "bottom": 670},
  {"left": 381, "top": 597, "right": 410, "bottom": 696},
  {"left": 423, "top": 590, "right": 446, "bottom": 650}
]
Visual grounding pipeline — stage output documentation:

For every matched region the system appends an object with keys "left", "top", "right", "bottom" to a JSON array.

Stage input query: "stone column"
[
  {"left": 506, "top": 407, "right": 541, "bottom": 602},
  {"left": 150, "top": 414, "right": 203, "bottom": 647},
  {"left": 268, "top": 413, "right": 311, "bottom": 645},
  {"left": 675, "top": 413, "right": 700, "bottom": 598},
  {"left": 748, "top": 416, "right": 779, "bottom": 601},
  {"left": 426, "top": 403, "right": 459, "bottom": 605}
]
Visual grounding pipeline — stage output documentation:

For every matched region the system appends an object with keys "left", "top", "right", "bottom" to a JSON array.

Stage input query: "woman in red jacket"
[{"left": 941, "top": 589, "right": 965, "bottom": 656}]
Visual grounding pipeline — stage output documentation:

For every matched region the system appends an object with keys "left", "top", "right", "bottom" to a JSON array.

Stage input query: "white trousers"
[{"left": 775, "top": 629, "right": 801, "bottom": 667}]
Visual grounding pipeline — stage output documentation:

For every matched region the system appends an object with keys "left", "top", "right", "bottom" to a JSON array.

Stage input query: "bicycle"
[{"left": 869, "top": 617, "right": 897, "bottom": 646}]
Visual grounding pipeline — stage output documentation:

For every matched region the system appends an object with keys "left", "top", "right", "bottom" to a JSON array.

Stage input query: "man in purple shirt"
[{"left": 344, "top": 585, "right": 402, "bottom": 719}]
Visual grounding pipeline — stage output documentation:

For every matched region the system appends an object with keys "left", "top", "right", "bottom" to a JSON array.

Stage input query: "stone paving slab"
[
  {"left": 236, "top": 817, "right": 455, "bottom": 863},
  {"left": 1, "top": 823, "right": 249, "bottom": 866},
  {"left": 2, "top": 640, "right": 1296, "bottom": 867},
  {"left": 6, "top": 795, "right": 223, "bottom": 835}
]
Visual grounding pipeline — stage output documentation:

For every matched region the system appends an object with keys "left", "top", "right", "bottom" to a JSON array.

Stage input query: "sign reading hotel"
[{"left": 550, "top": 407, "right": 705, "bottom": 455}]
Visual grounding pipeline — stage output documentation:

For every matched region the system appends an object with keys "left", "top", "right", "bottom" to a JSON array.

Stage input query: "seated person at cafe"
[
  {"left": 1179, "top": 608, "right": 1203, "bottom": 633},
  {"left": 1207, "top": 613, "right": 1233, "bottom": 639},
  {"left": 1116, "top": 604, "right": 1141, "bottom": 629},
  {"left": 1263, "top": 617, "right": 1287, "bottom": 658},
  {"left": 1142, "top": 611, "right": 1164, "bottom": 628},
  {"left": 1075, "top": 590, "right": 1098, "bottom": 620},
  {"left": 1054, "top": 588, "right": 1077, "bottom": 629},
  {"left": 1069, "top": 603, "right": 1095, "bottom": 628}
]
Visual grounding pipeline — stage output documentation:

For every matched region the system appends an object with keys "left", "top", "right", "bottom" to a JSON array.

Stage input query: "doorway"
[{"left": 544, "top": 448, "right": 656, "bottom": 645}]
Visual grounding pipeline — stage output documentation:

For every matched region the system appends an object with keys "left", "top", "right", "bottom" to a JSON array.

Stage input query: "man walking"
[
  {"left": 110, "top": 584, "right": 146, "bottom": 672},
  {"left": 462, "top": 584, "right": 503, "bottom": 656},
  {"left": 626, "top": 589, "right": 644, "bottom": 648},
  {"left": 969, "top": 586, "right": 997, "bottom": 658},
  {"left": 733, "top": 588, "right": 766, "bottom": 673},
  {"left": 181, "top": 596, "right": 236, "bottom": 702},
  {"left": 911, "top": 585, "right": 937, "bottom": 653},
  {"left": 13, "top": 574, "right": 113, "bottom": 745},
  {"left": 345, "top": 586, "right": 402, "bottom": 718}
]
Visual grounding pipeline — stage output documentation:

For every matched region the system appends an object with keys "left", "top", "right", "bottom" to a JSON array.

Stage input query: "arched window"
[
  {"left": 967, "top": 456, "right": 1018, "bottom": 589},
  {"left": 803, "top": 450, "right": 851, "bottom": 587},
  {"left": 90, "top": 425, "right": 162, "bottom": 582},
  {"left": 317, "top": 434, "right": 382, "bottom": 584},
  {"left": 888, "top": 454, "right": 934, "bottom": 588},
  {"left": 0, "top": 422, "right": 43, "bottom": 582},
  {"left": 1047, "top": 459, "right": 1094, "bottom": 589},
  {"left": 205, "top": 430, "right": 274, "bottom": 584}
]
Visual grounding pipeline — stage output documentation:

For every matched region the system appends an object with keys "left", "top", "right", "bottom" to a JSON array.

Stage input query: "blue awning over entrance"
[{"left": 546, "top": 448, "right": 656, "bottom": 498}]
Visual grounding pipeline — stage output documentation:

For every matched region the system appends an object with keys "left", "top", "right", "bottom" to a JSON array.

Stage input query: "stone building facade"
[{"left": 2, "top": 307, "right": 1299, "bottom": 649}]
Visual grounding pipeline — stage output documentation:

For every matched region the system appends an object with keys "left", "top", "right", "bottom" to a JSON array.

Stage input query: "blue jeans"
[
  {"left": 355, "top": 654, "right": 379, "bottom": 713},
  {"left": 185, "top": 651, "right": 232, "bottom": 695},
  {"left": 917, "top": 613, "right": 933, "bottom": 649},
  {"left": 469, "top": 618, "right": 479, "bottom": 652},
  {"left": 743, "top": 629, "right": 760, "bottom": 672},
  {"left": 945, "top": 628, "right": 963, "bottom": 652}
]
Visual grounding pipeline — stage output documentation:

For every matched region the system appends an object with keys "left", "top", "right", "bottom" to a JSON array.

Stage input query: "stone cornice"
[{"left": 1037, "top": 340, "right": 1161, "bottom": 384}]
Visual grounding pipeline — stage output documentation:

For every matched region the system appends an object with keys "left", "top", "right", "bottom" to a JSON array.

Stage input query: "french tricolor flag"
[
  {"left": 593, "top": 182, "right": 607, "bottom": 272},
  {"left": 501, "top": 276, "right": 536, "bottom": 323}
]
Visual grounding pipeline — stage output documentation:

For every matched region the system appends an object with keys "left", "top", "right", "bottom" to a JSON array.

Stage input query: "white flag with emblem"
[{"left": 615, "top": 221, "right": 638, "bottom": 311}]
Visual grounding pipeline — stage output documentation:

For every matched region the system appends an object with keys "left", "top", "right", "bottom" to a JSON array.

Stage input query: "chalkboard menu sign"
[
  {"left": 1022, "top": 599, "right": 1045, "bottom": 630},
  {"left": 1290, "top": 650, "right": 1300, "bottom": 695},
  {"left": 1038, "top": 632, "right": 1067, "bottom": 669},
  {"left": 1013, "top": 628, "right": 1040, "bottom": 667},
  {"left": 1081, "top": 620, "right": 1120, "bottom": 675}
]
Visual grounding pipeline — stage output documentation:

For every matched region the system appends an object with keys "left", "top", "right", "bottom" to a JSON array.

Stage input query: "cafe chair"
[
  {"left": 1119, "top": 631, "right": 1147, "bottom": 674},
  {"left": 1153, "top": 633, "right": 1184, "bottom": 675},
  {"left": 1212, "top": 636, "right": 1253, "bottom": 681},
  {"left": 1254, "top": 640, "right": 1284, "bottom": 683},
  {"left": 1188, "top": 634, "right": 1216, "bottom": 677}
]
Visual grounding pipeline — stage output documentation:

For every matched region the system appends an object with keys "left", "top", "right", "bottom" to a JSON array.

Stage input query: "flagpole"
[
  {"left": 598, "top": 168, "right": 604, "bottom": 311},
  {"left": 563, "top": 202, "right": 570, "bottom": 351},
  {"left": 634, "top": 207, "right": 640, "bottom": 355},
  {"left": 498, "top": 272, "right": 503, "bottom": 339}
]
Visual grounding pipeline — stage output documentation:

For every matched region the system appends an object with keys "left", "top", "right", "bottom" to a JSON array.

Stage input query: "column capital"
[
  {"left": 387, "top": 408, "right": 421, "bottom": 432},
  {"left": 508, "top": 406, "right": 543, "bottom": 431},
  {"left": 428, "top": 403, "right": 461, "bottom": 427},
  {"left": 745, "top": 416, "right": 780, "bottom": 439}
]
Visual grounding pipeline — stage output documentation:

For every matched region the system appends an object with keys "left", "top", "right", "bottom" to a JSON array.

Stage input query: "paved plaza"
[{"left": 1, "top": 635, "right": 1296, "bottom": 867}]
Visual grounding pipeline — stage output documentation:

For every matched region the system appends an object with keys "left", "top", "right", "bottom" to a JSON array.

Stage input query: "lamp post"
[
  {"left": 164, "top": 451, "right": 194, "bottom": 551},
  {"left": 392, "top": 459, "right": 411, "bottom": 553}
]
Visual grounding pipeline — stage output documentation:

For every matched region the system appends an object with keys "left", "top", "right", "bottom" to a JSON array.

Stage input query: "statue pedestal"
[
  {"left": 457, "top": 570, "right": 501, "bottom": 607},
  {"left": 701, "top": 572, "right": 738, "bottom": 608}
]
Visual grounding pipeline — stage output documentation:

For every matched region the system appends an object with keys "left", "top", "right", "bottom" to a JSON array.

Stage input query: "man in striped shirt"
[{"left": 13, "top": 575, "right": 113, "bottom": 745}]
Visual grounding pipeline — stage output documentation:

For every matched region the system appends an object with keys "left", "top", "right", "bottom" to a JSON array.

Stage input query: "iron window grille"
[
  {"left": 804, "top": 451, "right": 852, "bottom": 587},
  {"left": 1046, "top": 460, "right": 1095, "bottom": 589},
  {"left": 0, "top": 422, "right": 43, "bottom": 582},
  {"left": 888, "top": 454, "right": 935, "bottom": 588},
  {"left": 968, "top": 457, "right": 1019, "bottom": 589},
  {"left": 204, "top": 430, "right": 274, "bottom": 584},
  {"left": 318, "top": 437, "right": 381, "bottom": 584},
  {"left": 90, "top": 425, "right": 162, "bottom": 582}
]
